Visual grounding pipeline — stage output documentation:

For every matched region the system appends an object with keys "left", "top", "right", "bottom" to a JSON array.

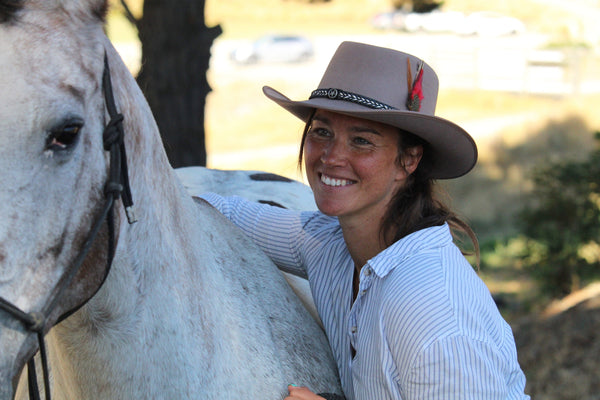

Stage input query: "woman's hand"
[{"left": 284, "top": 384, "right": 326, "bottom": 400}]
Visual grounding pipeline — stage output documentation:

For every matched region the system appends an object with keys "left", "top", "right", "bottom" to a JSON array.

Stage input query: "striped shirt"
[{"left": 202, "top": 194, "right": 530, "bottom": 400}]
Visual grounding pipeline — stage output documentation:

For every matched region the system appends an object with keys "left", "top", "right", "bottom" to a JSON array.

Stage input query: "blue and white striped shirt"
[{"left": 202, "top": 194, "right": 529, "bottom": 400}]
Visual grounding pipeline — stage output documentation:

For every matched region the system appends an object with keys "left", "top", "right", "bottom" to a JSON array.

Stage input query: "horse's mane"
[{"left": 0, "top": 0, "right": 23, "bottom": 23}]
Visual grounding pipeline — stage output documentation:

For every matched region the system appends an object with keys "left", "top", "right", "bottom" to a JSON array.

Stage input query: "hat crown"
[{"left": 317, "top": 42, "right": 438, "bottom": 115}]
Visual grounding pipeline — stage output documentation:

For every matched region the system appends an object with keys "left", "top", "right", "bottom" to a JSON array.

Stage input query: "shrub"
[{"left": 518, "top": 132, "right": 600, "bottom": 297}]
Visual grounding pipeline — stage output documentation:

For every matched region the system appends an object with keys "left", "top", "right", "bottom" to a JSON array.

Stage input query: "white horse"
[
  {"left": 0, "top": 1, "right": 341, "bottom": 399},
  {"left": 176, "top": 167, "right": 323, "bottom": 327}
]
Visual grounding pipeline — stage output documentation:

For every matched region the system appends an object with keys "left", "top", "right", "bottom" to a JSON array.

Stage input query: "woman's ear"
[{"left": 401, "top": 145, "right": 423, "bottom": 175}]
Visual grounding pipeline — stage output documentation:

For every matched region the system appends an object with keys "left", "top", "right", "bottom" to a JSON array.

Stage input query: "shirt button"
[
  {"left": 364, "top": 268, "right": 372, "bottom": 276},
  {"left": 360, "top": 290, "right": 367, "bottom": 296},
  {"left": 351, "top": 326, "right": 357, "bottom": 333}
]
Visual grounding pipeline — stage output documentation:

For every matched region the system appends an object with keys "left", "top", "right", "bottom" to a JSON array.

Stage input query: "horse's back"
[
  {"left": 188, "top": 200, "right": 340, "bottom": 397},
  {"left": 176, "top": 167, "right": 316, "bottom": 210},
  {"left": 180, "top": 166, "right": 322, "bottom": 326}
]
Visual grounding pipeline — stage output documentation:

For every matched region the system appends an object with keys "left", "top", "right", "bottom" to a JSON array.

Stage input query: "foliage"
[
  {"left": 443, "top": 116, "right": 598, "bottom": 306},
  {"left": 445, "top": 115, "right": 595, "bottom": 244},
  {"left": 517, "top": 132, "right": 600, "bottom": 297}
]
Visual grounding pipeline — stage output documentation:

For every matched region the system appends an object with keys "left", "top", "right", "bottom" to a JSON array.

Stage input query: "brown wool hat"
[{"left": 263, "top": 41, "right": 477, "bottom": 179}]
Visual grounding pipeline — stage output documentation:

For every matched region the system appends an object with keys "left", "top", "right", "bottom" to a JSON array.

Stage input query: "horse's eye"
[{"left": 46, "top": 119, "right": 83, "bottom": 151}]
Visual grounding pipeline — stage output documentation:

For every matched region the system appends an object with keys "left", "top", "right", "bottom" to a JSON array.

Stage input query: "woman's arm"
[{"left": 200, "top": 192, "right": 307, "bottom": 276}]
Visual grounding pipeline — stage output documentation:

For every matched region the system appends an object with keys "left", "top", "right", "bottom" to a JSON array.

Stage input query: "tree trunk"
[{"left": 136, "top": 0, "right": 221, "bottom": 167}]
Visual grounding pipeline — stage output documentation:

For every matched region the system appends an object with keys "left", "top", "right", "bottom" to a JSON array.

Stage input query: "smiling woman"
[
  {"left": 201, "top": 41, "right": 531, "bottom": 400},
  {"left": 302, "top": 110, "right": 409, "bottom": 236}
]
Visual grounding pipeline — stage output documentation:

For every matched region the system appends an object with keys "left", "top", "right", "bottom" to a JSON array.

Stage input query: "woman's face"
[{"left": 303, "top": 110, "right": 420, "bottom": 225}]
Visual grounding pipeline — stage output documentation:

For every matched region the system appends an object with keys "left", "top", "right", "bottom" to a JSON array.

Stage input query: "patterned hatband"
[{"left": 309, "top": 88, "right": 396, "bottom": 110}]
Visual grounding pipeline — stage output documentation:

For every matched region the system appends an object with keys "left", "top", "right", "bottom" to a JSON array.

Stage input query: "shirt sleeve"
[
  {"left": 200, "top": 192, "right": 307, "bottom": 276},
  {"left": 402, "top": 335, "right": 518, "bottom": 399}
]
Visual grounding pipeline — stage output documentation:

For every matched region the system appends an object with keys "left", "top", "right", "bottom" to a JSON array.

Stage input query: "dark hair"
[{"left": 298, "top": 111, "right": 480, "bottom": 265}]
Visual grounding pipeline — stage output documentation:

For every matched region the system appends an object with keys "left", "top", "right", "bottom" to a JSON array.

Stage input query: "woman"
[{"left": 202, "top": 42, "right": 529, "bottom": 399}]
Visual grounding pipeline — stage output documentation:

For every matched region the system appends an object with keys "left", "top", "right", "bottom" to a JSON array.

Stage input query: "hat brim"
[{"left": 263, "top": 86, "right": 477, "bottom": 179}]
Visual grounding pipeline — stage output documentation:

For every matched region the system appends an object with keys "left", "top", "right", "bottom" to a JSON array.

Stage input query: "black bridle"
[{"left": 0, "top": 53, "right": 136, "bottom": 400}]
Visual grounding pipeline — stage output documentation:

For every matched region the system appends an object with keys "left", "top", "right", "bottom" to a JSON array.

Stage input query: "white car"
[
  {"left": 370, "top": 11, "right": 406, "bottom": 30},
  {"left": 458, "top": 11, "right": 526, "bottom": 36},
  {"left": 230, "top": 35, "right": 314, "bottom": 65},
  {"left": 404, "top": 10, "right": 465, "bottom": 33}
]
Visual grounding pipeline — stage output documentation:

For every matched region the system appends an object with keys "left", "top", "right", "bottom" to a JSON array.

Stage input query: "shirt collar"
[{"left": 366, "top": 223, "right": 453, "bottom": 278}]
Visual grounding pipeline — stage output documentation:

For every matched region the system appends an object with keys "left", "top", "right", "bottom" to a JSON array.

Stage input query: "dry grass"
[
  {"left": 205, "top": 0, "right": 573, "bottom": 40},
  {"left": 111, "top": 0, "right": 582, "bottom": 41},
  {"left": 514, "top": 287, "right": 600, "bottom": 398},
  {"left": 206, "top": 0, "right": 389, "bottom": 38}
]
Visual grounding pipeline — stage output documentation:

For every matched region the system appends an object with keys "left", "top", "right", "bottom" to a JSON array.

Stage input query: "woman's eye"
[
  {"left": 353, "top": 137, "right": 372, "bottom": 146},
  {"left": 46, "top": 120, "right": 83, "bottom": 151},
  {"left": 309, "top": 127, "right": 331, "bottom": 138}
]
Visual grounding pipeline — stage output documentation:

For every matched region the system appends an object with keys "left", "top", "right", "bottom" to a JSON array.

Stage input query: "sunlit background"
[
  {"left": 108, "top": 0, "right": 600, "bottom": 180},
  {"left": 106, "top": 1, "right": 600, "bottom": 397}
]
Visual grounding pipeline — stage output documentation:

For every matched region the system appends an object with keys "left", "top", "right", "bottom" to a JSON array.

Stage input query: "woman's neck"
[{"left": 340, "top": 217, "right": 388, "bottom": 270}]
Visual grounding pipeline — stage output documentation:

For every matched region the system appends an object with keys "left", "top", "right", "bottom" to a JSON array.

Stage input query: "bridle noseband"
[{"left": 0, "top": 52, "right": 136, "bottom": 400}]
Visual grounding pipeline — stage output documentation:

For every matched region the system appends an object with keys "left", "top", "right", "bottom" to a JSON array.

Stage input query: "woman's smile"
[
  {"left": 319, "top": 173, "right": 356, "bottom": 188},
  {"left": 304, "top": 110, "right": 408, "bottom": 222}
]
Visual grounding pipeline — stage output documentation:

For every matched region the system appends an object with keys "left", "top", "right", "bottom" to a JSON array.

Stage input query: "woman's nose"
[{"left": 321, "top": 140, "right": 347, "bottom": 165}]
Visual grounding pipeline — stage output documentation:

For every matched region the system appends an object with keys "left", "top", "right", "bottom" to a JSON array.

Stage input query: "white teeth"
[{"left": 321, "top": 174, "right": 352, "bottom": 187}]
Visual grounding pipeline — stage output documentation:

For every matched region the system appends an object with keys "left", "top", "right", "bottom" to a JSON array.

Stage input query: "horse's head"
[{"left": 0, "top": 0, "right": 132, "bottom": 394}]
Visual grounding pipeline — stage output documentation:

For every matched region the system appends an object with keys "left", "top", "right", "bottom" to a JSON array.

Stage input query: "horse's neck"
[
  {"left": 107, "top": 43, "right": 202, "bottom": 284},
  {"left": 45, "top": 47, "right": 221, "bottom": 395},
  {"left": 48, "top": 194, "right": 212, "bottom": 396}
]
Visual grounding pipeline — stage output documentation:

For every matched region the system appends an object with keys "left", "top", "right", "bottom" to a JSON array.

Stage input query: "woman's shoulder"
[
  {"left": 377, "top": 250, "right": 454, "bottom": 322},
  {"left": 376, "top": 230, "right": 508, "bottom": 349},
  {"left": 369, "top": 224, "right": 454, "bottom": 282},
  {"left": 373, "top": 225, "right": 480, "bottom": 321}
]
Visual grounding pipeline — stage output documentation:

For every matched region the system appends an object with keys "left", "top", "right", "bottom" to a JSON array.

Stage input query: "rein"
[{"left": 0, "top": 52, "right": 136, "bottom": 400}]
